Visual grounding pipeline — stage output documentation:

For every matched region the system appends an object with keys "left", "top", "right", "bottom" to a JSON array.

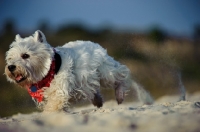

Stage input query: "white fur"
[{"left": 5, "top": 30, "right": 153, "bottom": 112}]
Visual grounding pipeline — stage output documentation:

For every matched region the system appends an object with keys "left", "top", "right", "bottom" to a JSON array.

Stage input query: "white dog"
[{"left": 5, "top": 30, "right": 153, "bottom": 112}]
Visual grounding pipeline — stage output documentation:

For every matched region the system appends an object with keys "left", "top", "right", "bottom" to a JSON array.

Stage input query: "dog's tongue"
[{"left": 16, "top": 75, "right": 22, "bottom": 81}]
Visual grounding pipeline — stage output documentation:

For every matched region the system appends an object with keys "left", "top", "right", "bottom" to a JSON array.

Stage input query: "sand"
[{"left": 1, "top": 92, "right": 200, "bottom": 132}]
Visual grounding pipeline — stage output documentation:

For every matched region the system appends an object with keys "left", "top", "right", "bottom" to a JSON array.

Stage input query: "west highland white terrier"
[{"left": 5, "top": 30, "right": 153, "bottom": 112}]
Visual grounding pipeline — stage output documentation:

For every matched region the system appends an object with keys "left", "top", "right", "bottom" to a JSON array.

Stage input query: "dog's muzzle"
[
  {"left": 8, "top": 65, "right": 16, "bottom": 72},
  {"left": 7, "top": 65, "right": 27, "bottom": 83}
]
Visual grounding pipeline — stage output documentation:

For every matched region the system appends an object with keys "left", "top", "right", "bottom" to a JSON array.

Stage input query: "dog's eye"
[{"left": 21, "top": 53, "right": 30, "bottom": 59}]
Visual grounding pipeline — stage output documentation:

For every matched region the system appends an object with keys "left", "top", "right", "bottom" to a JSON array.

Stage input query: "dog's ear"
[
  {"left": 15, "top": 34, "right": 22, "bottom": 42},
  {"left": 34, "top": 30, "right": 47, "bottom": 43}
]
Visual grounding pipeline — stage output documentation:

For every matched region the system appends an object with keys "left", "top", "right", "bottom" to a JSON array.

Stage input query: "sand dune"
[{"left": 1, "top": 92, "right": 200, "bottom": 132}]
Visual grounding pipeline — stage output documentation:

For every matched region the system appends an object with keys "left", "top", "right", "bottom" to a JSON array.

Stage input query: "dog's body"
[{"left": 5, "top": 30, "right": 153, "bottom": 112}]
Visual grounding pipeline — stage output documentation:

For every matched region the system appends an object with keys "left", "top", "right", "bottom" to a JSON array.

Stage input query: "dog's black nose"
[{"left": 8, "top": 65, "right": 16, "bottom": 72}]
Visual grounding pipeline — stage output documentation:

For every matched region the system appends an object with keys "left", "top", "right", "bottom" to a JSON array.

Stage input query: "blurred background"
[{"left": 0, "top": 0, "right": 200, "bottom": 117}]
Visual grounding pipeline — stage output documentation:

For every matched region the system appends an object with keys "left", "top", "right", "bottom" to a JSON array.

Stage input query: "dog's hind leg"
[
  {"left": 115, "top": 82, "right": 125, "bottom": 104},
  {"left": 91, "top": 90, "right": 103, "bottom": 108}
]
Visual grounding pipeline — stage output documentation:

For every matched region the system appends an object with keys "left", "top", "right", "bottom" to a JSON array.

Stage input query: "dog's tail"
[{"left": 131, "top": 80, "right": 154, "bottom": 105}]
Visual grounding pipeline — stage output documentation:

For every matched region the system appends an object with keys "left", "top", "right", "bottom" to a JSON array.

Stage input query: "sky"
[{"left": 0, "top": 0, "right": 200, "bottom": 37}]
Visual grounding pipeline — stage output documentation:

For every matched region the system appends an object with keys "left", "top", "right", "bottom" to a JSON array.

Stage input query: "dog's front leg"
[{"left": 43, "top": 96, "right": 67, "bottom": 112}]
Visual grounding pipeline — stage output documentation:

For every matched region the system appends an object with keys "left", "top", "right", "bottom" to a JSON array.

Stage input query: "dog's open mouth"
[{"left": 14, "top": 74, "right": 27, "bottom": 83}]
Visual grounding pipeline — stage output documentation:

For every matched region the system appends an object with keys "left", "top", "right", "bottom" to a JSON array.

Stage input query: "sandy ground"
[{"left": 1, "top": 92, "right": 200, "bottom": 132}]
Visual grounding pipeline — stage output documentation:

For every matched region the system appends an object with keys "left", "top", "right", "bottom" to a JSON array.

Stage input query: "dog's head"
[{"left": 5, "top": 30, "right": 54, "bottom": 87}]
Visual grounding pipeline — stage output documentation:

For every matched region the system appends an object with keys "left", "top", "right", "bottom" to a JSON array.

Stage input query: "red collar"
[{"left": 28, "top": 49, "right": 61, "bottom": 102}]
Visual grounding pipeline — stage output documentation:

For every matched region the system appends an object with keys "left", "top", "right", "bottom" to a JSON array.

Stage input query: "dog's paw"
[{"left": 91, "top": 92, "right": 103, "bottom": 108}]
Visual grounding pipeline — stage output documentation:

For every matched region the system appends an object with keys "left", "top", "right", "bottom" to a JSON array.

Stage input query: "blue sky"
[{"left": 0, "top": 0, "right": 200, "bottom": 36}]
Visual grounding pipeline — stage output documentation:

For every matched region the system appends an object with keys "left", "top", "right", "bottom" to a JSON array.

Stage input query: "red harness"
[{"left": 28, "top": 53, "right": 57, "bottom": 102}]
